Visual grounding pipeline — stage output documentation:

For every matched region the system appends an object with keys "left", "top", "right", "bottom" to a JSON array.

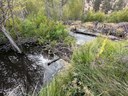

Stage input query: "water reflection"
[{"left": 69, "top": 32, "right": 95, "bottom": 45}]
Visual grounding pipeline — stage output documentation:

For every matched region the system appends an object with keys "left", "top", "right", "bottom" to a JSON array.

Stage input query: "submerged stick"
[{"left": 47, "top": 57, "right": 60, "bottom": 66}]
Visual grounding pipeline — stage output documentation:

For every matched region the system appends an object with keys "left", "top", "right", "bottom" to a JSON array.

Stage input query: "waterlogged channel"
[
  {"left": 0, "top": 31, "right": 95, "bottom": 96},
  {"left": 69, "top": 32, "right": 96, "bottom": 45}
]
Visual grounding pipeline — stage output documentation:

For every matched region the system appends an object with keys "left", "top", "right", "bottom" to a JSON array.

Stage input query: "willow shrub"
[
  {"left": 72, "top": 38, "right": 128, "bottom": 96},
  {"left": 6, "top": 13, "right": 71, "bottom": 44}
]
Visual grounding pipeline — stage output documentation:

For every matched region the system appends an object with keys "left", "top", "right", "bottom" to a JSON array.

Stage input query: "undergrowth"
[
  {"left": 82, "top": 8, "right": 128, "bottom": 23},
  {"left": 40, "top": 38, "right": 128, "bottom": 96},
  {"left": 5, "top": 13, "right": 74, "bottom": 45}
]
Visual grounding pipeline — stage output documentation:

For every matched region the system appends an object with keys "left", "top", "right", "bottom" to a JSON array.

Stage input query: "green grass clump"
[
  {"left": 20, "top": 15, "right": 68, "bottom": 43},
  {"left": 72, "top": 38, "right": 128, "bottom": 96}
]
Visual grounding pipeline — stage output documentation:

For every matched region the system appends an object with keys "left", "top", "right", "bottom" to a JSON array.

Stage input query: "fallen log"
[
  {"left": 73, "top": 28, "right": 120, "bottom": 40},
  {"left": 1, "top": 26, "right": 22, "bottom": 53}
]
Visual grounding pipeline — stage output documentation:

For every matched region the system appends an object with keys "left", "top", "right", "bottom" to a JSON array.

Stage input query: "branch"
[
  {"left": 1, "top": 26, "right": 22, "bottom": 53},
  {"left": 47, "top": 57, "right": 60, "bottom": 66}
]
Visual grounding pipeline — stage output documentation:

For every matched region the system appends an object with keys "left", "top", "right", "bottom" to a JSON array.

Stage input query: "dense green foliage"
[{"left": 5, "top": 13, "right": 71, "bottom": 44}]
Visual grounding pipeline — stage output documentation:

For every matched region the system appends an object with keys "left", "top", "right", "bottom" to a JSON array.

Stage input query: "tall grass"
[{"left": 72, "top": 38, "right": 128, "bottom": 96}]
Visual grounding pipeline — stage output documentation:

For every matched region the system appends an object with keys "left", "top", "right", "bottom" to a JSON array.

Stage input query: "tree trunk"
[{"left": 1, "top": 26, "right": 22, "bottom": 53}]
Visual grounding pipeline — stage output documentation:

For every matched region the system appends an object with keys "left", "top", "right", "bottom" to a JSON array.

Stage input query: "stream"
[{"left": 0, "top": 31, "right": 95, "bottom": 96}]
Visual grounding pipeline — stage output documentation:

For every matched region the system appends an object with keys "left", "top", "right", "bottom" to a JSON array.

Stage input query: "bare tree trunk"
[{"left": 1, "top": 26, "right": 22, "bottom": 53}]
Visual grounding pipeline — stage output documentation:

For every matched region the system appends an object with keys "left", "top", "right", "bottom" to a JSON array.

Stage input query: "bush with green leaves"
[{"left": 5, "top": 13, "right": 70, "bottom": 44}]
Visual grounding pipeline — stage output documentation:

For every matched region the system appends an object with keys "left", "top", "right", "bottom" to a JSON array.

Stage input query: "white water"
[{"left": 27, "top": 54, "right": 64, "bottom": 83}]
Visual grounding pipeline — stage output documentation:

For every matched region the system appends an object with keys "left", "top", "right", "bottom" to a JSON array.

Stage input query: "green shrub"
[
  {"left": 83, "top": 8, "right": 128, "bottom": 23},
  {"left": 72, "top": 38, "right": 128, "bottom": 96},
  {"left": 6, "top": 13, "right": 70, "bottom": 44},
  {"left": 107, "top": 8, "right": 128, "bottom": 22},
  {"left": 83, "top": 11, "right": 105, "bottom": 22}
]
